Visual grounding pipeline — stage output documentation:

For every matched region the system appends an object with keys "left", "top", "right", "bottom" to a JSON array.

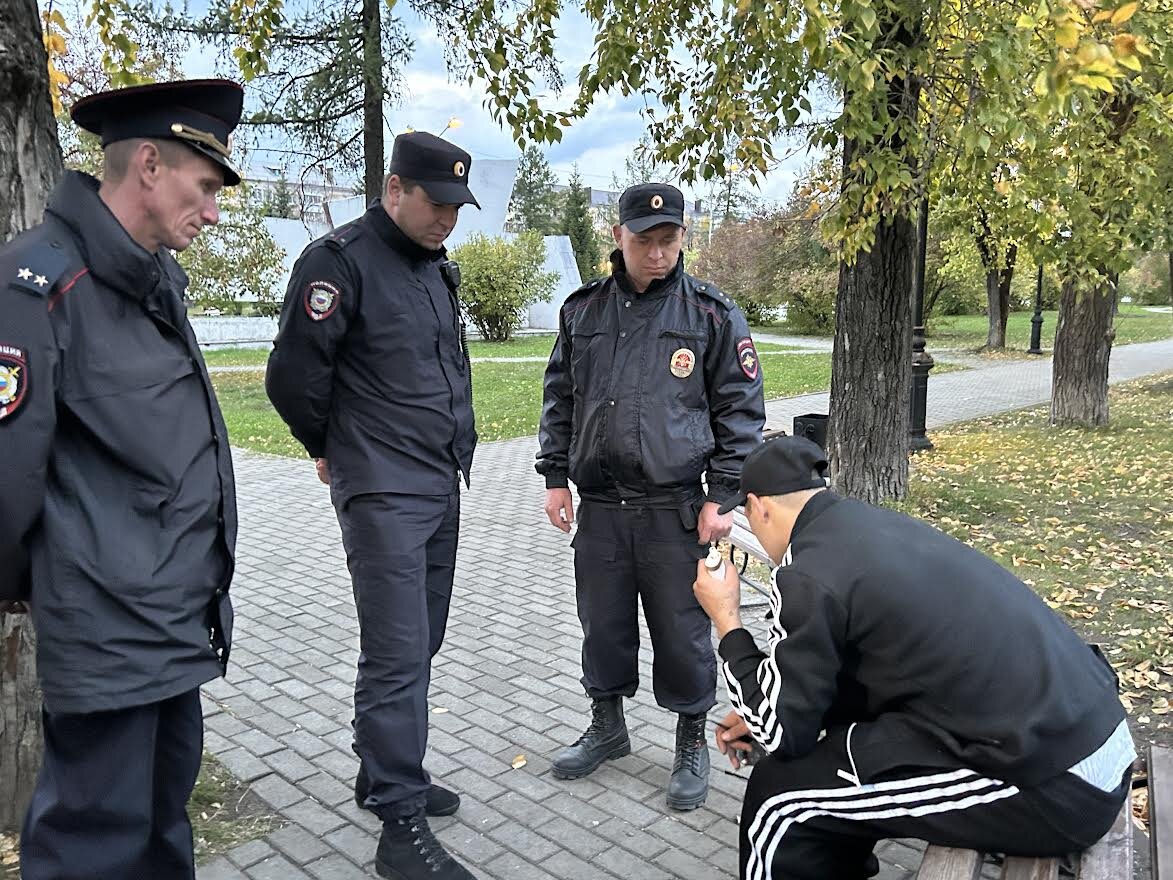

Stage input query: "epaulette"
[
  {"left": 693, "top": 280, "right": 736, "bottom": 311},
  {"left": 6, "top": 239, "right": 69, "bottom": 298},
  {"left": 566, "top": 276, "right": 604, "bottom": 300},
  {"left": 319, "top": 222, "right": 366, "bottom": 250}
]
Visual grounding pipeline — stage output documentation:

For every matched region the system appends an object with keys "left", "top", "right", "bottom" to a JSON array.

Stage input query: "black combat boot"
[
  {"left": 355, "top": 762, "right": 461, "bottom": 816},
  {"left": 375, "top": 808, "right": 474, "bottom": 880},
  {"left": 666, "top": 712, "right": 710, "bottom": 810},
  {"left": 551, "top": 696, "right": 631, "bottom": 779}
]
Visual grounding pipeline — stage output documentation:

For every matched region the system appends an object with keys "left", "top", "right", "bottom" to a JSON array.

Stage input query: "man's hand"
[
  {"left": 693, "top": 556, "right": 742, "bottom": 638},
  {"left": 698, "top": 501, "right": 733, "bottom": 544},
  {"left": 714, "top": 710, "right": 756, "bottom": 770},
  {"left": 315, "top": 458, "right": 330, "bottom": 485},
  {"left": 544, "top": 488, "right": 575, "bottom": 533},
  {"left": 0, "top": 600, "right": 28, "bottom": 617}
]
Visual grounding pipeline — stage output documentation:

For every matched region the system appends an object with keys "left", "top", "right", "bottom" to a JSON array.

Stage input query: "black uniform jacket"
[
  {"left": 266, "top": 204, "right": 476, "bottom": 505},
  {"left": 536, "top": 251, "right": 765, "bottom": 506},
  {"left": 720, "top": 491, "right": 1127, "bottom": 789},
  {"left": 0, "top": 172, "right": 236, "bottom": 714}
]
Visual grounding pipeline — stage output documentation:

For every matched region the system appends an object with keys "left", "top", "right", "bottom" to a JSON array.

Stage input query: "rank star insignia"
[
  {"left": 669, "top": 347, "right": 695, "bottom": 378},
  {"left": 34, "top": 275, "right": 48, "bottom": 288},
  {"left": 0, "top": 345, "right": 29, "bottom": 422},
  {"left": 303, "top": 280, "right": 342, "bottom": 321},
  {"left": 737, "top": 338, "right": 759, "bottom": 380},
  {"left": 17, "top": 267, "right": 32, "bottom": 281}
]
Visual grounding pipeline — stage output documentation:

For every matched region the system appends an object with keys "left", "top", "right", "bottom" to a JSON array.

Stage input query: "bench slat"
[
  {"left": 729, "top": 512, "right": 771, "bottom": 566},
  {"left": 917, "top": 845, "right": 983, "bottom": 880},
  {"left": 1152, "top": 744, "right": 1172, "bottom": 880},
  {"left": 1078, "top": 794, "right": 1133, "bottom": 880},
  {"left": 1000, "top": 856, "right": 1057, "bottom": 880}
]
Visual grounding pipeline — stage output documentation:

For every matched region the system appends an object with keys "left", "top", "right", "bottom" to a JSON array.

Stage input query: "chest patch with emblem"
[
  {"left": 737, "top": 338, "right": 759, "bottom": 380},
  {"left": 670, "top": 347, "right": 695, "bottom": 378},
  {"left": 304, "top": 280, "right": 342, "bottom": 321},
  {"left": 0, "top": 344, "right": 29, "bottom": 422}
]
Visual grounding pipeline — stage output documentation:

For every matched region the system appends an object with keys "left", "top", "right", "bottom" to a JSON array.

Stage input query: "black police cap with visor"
[
  {"left": 618, "top": 183, "right": 686, "bottom": 233},
  {"left": 71, "top": 79, "right": 244, "bottom": 186},
  {"left": 387, "top": 131, "right": 480, "bottom": 209}
]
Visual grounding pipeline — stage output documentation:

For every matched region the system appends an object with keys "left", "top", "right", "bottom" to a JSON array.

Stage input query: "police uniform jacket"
[
  {"left": 536, "top": 251, "right": 765, "bottom": 506},
  {"left": 266, "top": 204, "right": 476, "bottom": 504},
  {"left": 720, "top": 491, "right": 1127, "bottom": 788},
  {"left": 0, "top": 171, "right": 236, "bottom": 714}
]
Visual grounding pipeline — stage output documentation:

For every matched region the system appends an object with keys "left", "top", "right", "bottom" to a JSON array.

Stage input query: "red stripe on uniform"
[{"left": 48, "top": 268, "right": 89, "bottom": 312}]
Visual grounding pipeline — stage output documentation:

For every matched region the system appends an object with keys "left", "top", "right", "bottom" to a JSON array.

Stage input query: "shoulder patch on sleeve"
[
  {"left": 304, "top": 280, "right": 342, "bottom": 321},
  {"left": 8, "top": 242, "right": 69, "bottom": 298},
  {"left": 0, "top": 343, "right": 30, "bottom": 421},
  {"left": 737, "top": 337, "right": 759, "bottom": 381}
]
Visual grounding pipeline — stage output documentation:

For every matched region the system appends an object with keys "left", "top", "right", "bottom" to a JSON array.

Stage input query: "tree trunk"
[
  {"left": 984, "top": 244, "right": 1016, "bottom": 349},
  {"left": 361, "top": 0, "right": 385, "bottom": 203},
  {"left": 1168, "top": 250, "right": 1172, "bottom": 308},
  {"left": 1050, "top": 276, "right": 1115, "bottom": 426},
  {"left": 827, "top": 15, "right": 920, "bottom": 504},
  {"left": 0, "top": 0, "right": 63, "bottom": 832}
]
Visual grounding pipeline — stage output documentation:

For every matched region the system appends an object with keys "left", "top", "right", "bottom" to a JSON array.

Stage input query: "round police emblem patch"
[
  {"left": 453, "top": 160, "right": 466, "bottom": 178},
  {"left": 0, "top": 344, "right": 29, "bottom": 422},
  {"left": 303, "top": 281, "right": 341, "bottom": 321},
  {"left": 669, "top": 347, "right": 695, "bottom": 378},
  {"left": 737, "top": 338, "right": 759, "bottom": 380}
]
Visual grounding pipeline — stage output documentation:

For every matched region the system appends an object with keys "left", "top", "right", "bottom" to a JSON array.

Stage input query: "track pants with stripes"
[{"left": 739, "top": 724, "right": 1128, "bottom": 880}]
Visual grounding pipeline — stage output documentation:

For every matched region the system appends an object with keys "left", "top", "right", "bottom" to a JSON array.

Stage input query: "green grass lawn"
[
  {"left": 754, "top": 304, "right": 1172, "bottom": 352},
  {"left": 892, "top": 373, "right": 1173, "bottom": 747},
  {"left": 215, "top": 351, "right": 925, "bottom": 451}
]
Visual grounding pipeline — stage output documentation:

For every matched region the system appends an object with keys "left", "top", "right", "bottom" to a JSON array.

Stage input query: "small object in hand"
[{"left": 705, "top": 545, "right": 726, "bottom": 581}]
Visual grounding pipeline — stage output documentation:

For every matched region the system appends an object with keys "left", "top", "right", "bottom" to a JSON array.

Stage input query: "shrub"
[{"left": 451, "top": 232, "right": 557, "bottom": 342}]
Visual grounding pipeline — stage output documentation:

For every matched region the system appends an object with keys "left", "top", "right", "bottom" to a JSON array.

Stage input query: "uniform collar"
[
  {"left": 46, "top": 172, "right": 167, "bottom": 302},
  {"left": 367, "top": 202, "right": 446, "bottom": 264},
  {"left": 610, "top": 249, "right": 684, "bottom": 297}
]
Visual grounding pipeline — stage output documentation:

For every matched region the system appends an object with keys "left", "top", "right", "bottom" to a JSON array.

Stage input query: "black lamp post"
[
  {"left": 910, "top": 197, "right": 934, "bottom": 452},
  {"left": 1028, "top": 262, "right": 1045, "bottom": 355}
]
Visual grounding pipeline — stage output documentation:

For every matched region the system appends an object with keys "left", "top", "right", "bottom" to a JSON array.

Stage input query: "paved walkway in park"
[{"left": 197, "top": 339, "right": 1173, "bottom": 880}]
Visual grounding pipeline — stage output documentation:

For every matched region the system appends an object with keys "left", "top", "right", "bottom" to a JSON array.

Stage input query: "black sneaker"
[{"left": 375, "top": 809, "right": 474, "bottom": 880}]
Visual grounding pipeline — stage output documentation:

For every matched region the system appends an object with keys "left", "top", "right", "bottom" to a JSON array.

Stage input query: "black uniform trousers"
[
  {"left": 338, "top": 490, "right": 459, "bottom": 819},
  {"left": 571, "top": 500, "right": 716, "bottom": 715},
  {"left": 20, "top": 688, "right": 204, "bottom": 880},
  {"left": 738, "top": 724, "right": 1129, "bottom": 880}
]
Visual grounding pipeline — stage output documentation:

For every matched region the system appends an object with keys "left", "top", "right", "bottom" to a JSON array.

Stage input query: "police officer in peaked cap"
[
  {"left": 1, "top": 79, "right": 242, "bottom": 878},
  {"left": 537, "top": 181, "right": 766, "bottom": 811},
  {"left": 267, "top": 131, "right": 478, "bottom": 880}
]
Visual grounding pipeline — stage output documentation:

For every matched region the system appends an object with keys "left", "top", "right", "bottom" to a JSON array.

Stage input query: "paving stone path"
[{"left": 198, "top": 339, "right": 1172, "bottom": 880}]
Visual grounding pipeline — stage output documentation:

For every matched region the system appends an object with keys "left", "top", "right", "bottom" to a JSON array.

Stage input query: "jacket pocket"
[
  {"left": 657, "top": 329, "right": 708, "bottom": 407},
  {"left": 570, "top": 329, "right": 611, "bottom": 399}
]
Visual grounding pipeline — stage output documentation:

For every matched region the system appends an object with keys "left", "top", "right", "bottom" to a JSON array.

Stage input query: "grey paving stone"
[
  {"left": 197, "top": 856, "right": 249, "bottom": 880},
  {"left": 303, "top": 854, "right": 372, "bottom": 880},
  {"left": 283, "top": 798, "right": 348, "bottom": 836},
  {"left": 267, "top": 823, "right": 334, "bottom": 865},
  {"left": 244, "top": 855, "right": 311, "bottom": 880},
  {"left": 226, "top": 839, "right": 275, "bottom": 868}
]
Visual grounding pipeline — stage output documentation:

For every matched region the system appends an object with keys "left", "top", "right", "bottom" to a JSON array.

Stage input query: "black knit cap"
[
  {"left": 71, "top": 79, "right": 244, "bottom": 186},
  {"left": 717, "top": 435, "right": 829, "bottom": 514},
  {"left": 618, "top": 183, "right": 685, "bottom": 233},
  {"left": 387, "top": 131, "right": 480, "bottom": 208}
]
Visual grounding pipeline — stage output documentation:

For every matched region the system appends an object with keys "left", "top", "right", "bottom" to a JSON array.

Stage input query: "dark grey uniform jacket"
[
  {"left": 0, "top": 172, "right": 236, "bottom": 714},
  {"left": 537, "top": 251, "right": 765, "bottom": 506},
  {"left": 266, "top": 204, "right": 476, "bottom": 505}
]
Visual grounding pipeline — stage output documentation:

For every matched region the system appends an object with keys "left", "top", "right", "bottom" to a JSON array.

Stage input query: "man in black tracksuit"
[
  {"left": 0, "top": 80, "right": 241, "bottom": 879},
  {"left": 266, "top": 132, "right": 477, "bottom": 880},
  {"left": 693, "top": 436, "right": 1134, "bottom": 880},
  {"left": 537, "top": 183, "right": 765, "bottom": 810}
]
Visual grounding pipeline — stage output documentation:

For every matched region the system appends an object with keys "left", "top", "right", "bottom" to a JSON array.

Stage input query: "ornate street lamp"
[
  {"left": 1028, "top": 262, "right": 1045, "bottom": 355},
  {"left": 910, "top": 197, "right": 934, "bottom": 451}
]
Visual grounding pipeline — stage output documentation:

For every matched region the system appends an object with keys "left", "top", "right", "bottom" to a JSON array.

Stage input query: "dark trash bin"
[{"left": 793, "top": 413, "right": 828, "bottom": 450}]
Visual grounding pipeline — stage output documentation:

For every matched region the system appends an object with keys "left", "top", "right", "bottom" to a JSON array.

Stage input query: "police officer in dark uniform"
[
  {"left": 537, "top": 182, "right": 766, "bottom": 811},
  {"left": 695, "top": 436, "right": 1135, "bottom": 880},
  {"left": 266, "top": 131, "right": 477, "bottom": 880},
  {"left": 0, "top": 80, "right": 241, "bottom": 879}
]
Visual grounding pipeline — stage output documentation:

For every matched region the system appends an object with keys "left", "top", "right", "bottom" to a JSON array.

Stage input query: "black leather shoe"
[
  {"left": 551, "top": 696, "right": 631, "bottom": 780},
  {"left": 375, "top": 808, "right": 474, "bottom": 880},
  {"left": 666, "top": 712, "right": 710, "bottom": 810},
  {"left": 355, "top": 763, "right": 461, "bottom": 817}
]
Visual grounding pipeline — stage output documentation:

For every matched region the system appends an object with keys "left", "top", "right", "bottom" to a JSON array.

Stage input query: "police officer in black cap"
[
  {"left": 537, "top": 182, "right": 766, "bottom": 811},
  {"left": 266, "top": 130, "right": 478, "bottom": 880},
  {"left": 0, "top": 79, "right": 242, "bottom": 878}
]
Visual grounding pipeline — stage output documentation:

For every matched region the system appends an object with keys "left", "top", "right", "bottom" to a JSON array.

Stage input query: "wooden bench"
[{"left": 916, "top": 743, "right": 1171, "bottom": 879}]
